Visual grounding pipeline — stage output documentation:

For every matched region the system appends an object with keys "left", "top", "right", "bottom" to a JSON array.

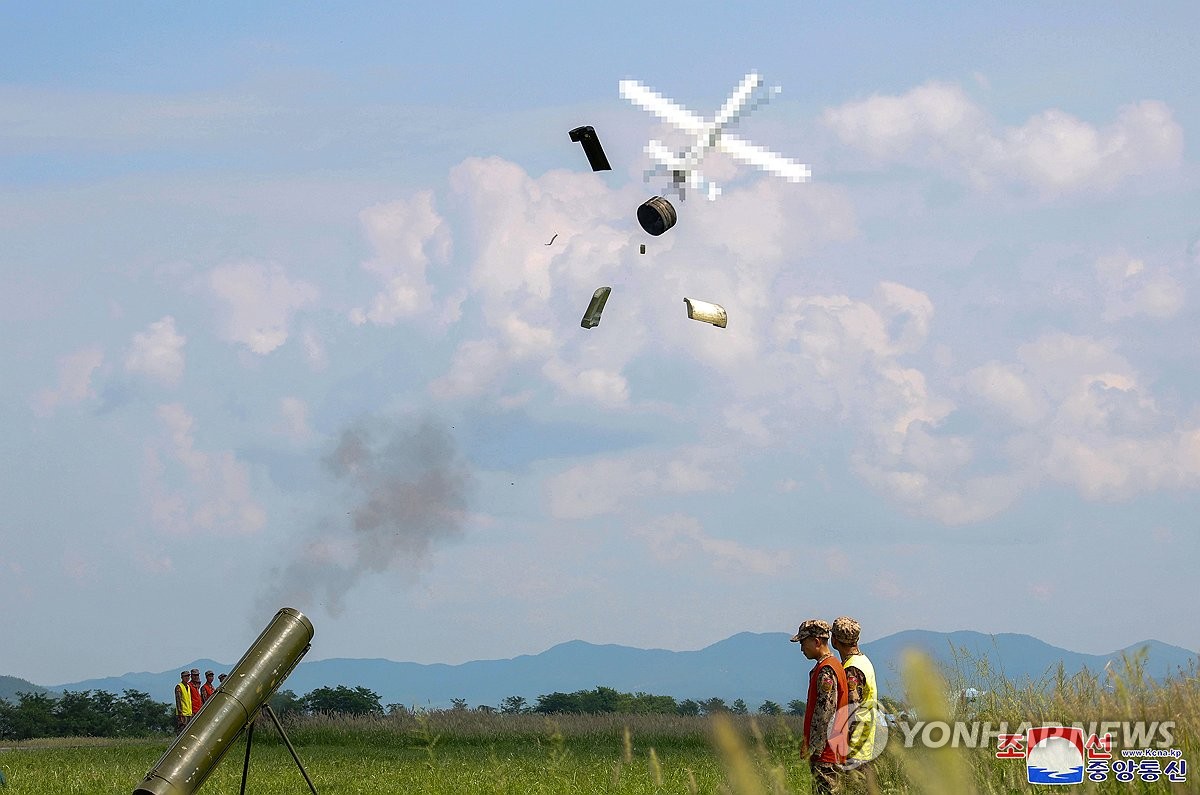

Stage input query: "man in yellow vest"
[
  {"left": 832, "top": 617, "right": 880, "bottom": 784},
  {"left": 174, "top": 670, "right": 193, "bottom": 733}
]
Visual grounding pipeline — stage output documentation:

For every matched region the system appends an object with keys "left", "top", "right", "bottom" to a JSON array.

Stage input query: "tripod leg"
[
  {"left": 239, "top": 719, "right": 255, "bottom": 795},
  {"left": 262, "top": 704, "right": 318, "bottom": 794}
]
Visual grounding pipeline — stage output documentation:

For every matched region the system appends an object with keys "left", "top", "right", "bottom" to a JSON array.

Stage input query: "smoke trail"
[{"left": 259, "top": 414, "right": 473, "bottom": 617}]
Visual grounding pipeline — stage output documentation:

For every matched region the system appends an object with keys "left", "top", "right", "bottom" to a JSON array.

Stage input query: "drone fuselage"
[{"left": 620, "top": 72, "right": 810, "bottom": 202}]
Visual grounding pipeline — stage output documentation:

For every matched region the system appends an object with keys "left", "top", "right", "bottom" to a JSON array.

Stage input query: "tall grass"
[{"left": 2, "top": 648, "right": 1194, "bottom": 793}]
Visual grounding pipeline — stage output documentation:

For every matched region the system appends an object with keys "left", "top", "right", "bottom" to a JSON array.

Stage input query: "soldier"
[
  {"left": 832, "top": 616, "right": 880, "bottom": 786},
  {"left": 218, "top": 673, "right": 228, "bottom": 687},
  {"left": 792, "top": 619, "right": 849, "bottom": 794},
  {"left": 188, "top": 669, "right": 204, "bottom": 718},
  {"left": 174, "top": 671, "right": 193, "bottom": 733},
  {"left": 200, "top": 670, "right": 216, "bottom": 703}
]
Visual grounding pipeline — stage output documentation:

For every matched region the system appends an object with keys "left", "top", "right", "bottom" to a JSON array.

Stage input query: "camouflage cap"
[
  {"left": 790, "top": 619, "right": 831, "bottom": 643},
  {"left": 832, "top": 616, "right": 861, "bottom": 645}
]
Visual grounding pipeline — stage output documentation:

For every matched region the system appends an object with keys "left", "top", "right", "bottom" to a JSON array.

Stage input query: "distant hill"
[
  {"left": 22, "top": 632, "right": 1197, "bottom": 710},
  {"left": 0, "top": 675, "right": 52, "bottom": 703},
  {"left": 858, "top": 630, "right": 1196, "bottom": 691}
]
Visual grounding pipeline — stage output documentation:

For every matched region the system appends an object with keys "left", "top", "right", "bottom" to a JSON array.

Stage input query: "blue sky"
[{"left": 3, "top": 2, "right": 1198, "bottom": 685}]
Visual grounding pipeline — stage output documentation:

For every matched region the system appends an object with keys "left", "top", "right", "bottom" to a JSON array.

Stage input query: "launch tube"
[{"left": 133, "top": 607, "right": 314, "bottom": 795}]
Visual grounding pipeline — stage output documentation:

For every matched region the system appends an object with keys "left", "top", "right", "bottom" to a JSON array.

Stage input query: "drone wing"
[
  {"left": 619, "top": 80, "right": 706, "bottom": 134},
  {"left": 717, "top": 134, "right": 812, "bottom": 183}
]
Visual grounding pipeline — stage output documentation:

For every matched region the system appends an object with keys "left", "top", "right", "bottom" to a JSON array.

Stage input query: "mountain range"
[{"left": 7, "top": 631, "right": 1195, "bottom": 710}]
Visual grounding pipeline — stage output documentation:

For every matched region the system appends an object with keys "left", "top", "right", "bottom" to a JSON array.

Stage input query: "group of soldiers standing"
[
  {"left": 173, "top": 668, "right": 228, "bottom": 732},
  {"left": 792, "top": 616, "right": 879, "bottom": 794}
]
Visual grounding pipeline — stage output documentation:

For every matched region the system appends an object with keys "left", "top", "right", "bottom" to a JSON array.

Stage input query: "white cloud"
[
  {"left": 963, "top": 333, "right": 1200, "bottom": 503},
  {"left": 822, "top": 81, "right": 985, "bottom": 162},
  {"left": 124, "top": 316, "right": 186, "bottom": 386},
  {"left": 1000, "top": 101, "right": 1182, "bottom": 194},
  {"left": 429, "top": 338, "right": 507, "bottom": 399},
  {"left": 300, "top": 327, "right": 328, "bottom": 370},
  {"left": 543, "top": 448, "right": 728, "bottom": 521},
  {"left": 824, "top": 82, "right": 1183, "bottom": 196},
  {"left": 1094, "top": 252, "right": 1184, "bottom": 321},
  {"left": 542, "top": 360, "right": 630, "bottom": 408},
  {"left": 143, "top": 403, "right": 268, "bottom": 537},
  {"left": 965, "top": 362, "right": 1046, "bottom": 426},
  {"left": 764, "top": 283, "right": 1042, "bottom": 524},
  {"left": 350, "top": 191, "right": 451, "bottom": 325},
  {"left": 634, "top": 514, "right": 790, "bottom": 576},
  {"left": 32, "top": 345, "right": 105, "bottom": 416},
  {"left": 209, "top": 261, "right": 318, "bottom": 354}
]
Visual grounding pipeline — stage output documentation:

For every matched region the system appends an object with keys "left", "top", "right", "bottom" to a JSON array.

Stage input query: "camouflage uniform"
[
  {"left": 809, "top": 661, "right": 843, "bottom": 793},
  {"left": 832, "top": 616, "right": 878, "bottom": 793}
]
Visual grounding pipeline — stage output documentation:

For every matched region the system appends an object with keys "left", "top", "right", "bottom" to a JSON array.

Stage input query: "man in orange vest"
[
  {"left": 200, "top": 670, "right": 216, "bottom": 704},
  {"left": 174, "top": 671, "right": 193, "bottom": 732},
  {"left": 792, "top": 619, "right": 849, "bottom": 794},
  {"left": 188, "top": 669, "right": 204, "bottom": 719}
]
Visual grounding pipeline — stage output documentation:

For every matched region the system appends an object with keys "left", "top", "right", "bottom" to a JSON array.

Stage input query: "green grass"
[
  {"left": 0, "top": 649, "right": 1195, "bottom": 794},
  {"left": 0, "top": 721, "right": 813, "bottom": 794}
]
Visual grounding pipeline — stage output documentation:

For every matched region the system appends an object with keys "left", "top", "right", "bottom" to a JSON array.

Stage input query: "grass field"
[{"left": 0, "top": 649, "right": 1195, "bottom": 794}]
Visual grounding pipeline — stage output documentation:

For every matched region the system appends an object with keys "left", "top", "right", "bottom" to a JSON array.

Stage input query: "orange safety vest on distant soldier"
[
  {"left": 803, "top": 655, "right": 849, "bottom": 765},
  {"left": 200, "top": 683, "right": 215, "bottom": 703},
  {"left": 175, "top": 682, "right": 193, "bottom": 717},
  {"left": 189, "top": 683, "right": 203, "bottom": 713}
]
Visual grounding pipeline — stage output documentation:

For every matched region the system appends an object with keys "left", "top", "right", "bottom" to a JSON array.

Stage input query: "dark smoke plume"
[{"left": 259, "top": 414, "right": 473, "bottom": 617}]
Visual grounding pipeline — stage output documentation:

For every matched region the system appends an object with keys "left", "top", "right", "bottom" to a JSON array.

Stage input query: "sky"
[{"left": 2, "top": 2, "right": 1198, "bottom": 686}]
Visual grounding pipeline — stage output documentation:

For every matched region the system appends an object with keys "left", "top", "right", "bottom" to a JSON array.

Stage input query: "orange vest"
[
  {"left": 189, "top": 683, "right": 203, "bottom": 712},
  {"left": 200, "top": 683, "right": 215, "bottom": 702},
  {"left": 803, "top": 655, "right": 849, "bottom": 764}
]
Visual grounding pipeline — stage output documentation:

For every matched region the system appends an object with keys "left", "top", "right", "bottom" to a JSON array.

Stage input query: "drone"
[{"left": 619, "top": 71, "right": 811, "bottom": 203}]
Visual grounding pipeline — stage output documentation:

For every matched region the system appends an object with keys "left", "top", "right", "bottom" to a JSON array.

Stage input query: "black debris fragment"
[{"left": 569, "top": 125, "right": 612, "bottom": 171}]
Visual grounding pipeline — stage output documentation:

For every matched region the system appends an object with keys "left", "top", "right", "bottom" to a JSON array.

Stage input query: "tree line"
[
  {"left": 266, "top": 685, "right": 814, "bottom": 718},
  {"left": 0, "top": 690, "right": 174, "bottom": 740},
  {"left": 2, "top": 685, "right": 908, "bottom": 739}
]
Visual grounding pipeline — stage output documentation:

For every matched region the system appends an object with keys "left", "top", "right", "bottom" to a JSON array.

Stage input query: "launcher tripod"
[{"left": 238, "top": 704, "right": 318, "bottom": 794}]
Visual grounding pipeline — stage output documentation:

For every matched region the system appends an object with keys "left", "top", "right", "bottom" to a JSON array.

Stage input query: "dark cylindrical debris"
[{"left": 637, "top": 196, "right": 676, "bottom": 236}]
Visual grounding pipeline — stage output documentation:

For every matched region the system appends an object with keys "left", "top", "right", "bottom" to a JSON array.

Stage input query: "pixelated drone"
[{"left": 619, "top": 72, "right": 810, "bottom": 202}]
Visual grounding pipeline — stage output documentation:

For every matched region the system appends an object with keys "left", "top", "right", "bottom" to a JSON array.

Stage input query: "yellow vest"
[
  {"left": 842, "top": 652, "right": 878, "bottom": 762},
  {"left": 176, "top": 682, "right": 193, "bottom": 717}
]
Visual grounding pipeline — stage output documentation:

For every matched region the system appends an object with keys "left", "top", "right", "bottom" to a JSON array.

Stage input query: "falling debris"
[
  {"left": 637, "top": 196, "right": 676, "bottom": 236},
  {"left": 546, "top": 233, "right": 558, "bottom": 246},
  {"left": 581, "top": 286, "right": 612, "bottom": 329},
  {"left": 640, "top": 244, "right": 646, "bottom": 254},
  {"left": 568, "top": 125, "right": 612, "bottom": 171},
  {"left": 684, "top": 297, "right": 727, "bottom": 328}
]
